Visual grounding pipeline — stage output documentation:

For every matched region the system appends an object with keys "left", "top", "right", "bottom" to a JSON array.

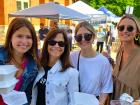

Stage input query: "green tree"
[
  {"left": 133, "top": 0, "right": 140, "bottom": 20},
  {"left": 82, "top": 0, "right": 140, "bottom": 19}
]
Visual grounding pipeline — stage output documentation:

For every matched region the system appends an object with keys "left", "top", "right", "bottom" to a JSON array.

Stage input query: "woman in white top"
[
  {"left": 70, "top": 21, "right": 113, "bottom": 105},
  {"left": 31, "top": 29, "right": 79, "bottom": 105}
]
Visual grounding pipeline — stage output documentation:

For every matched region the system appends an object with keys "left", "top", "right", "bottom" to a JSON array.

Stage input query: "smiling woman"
[
  {"left": 112, "top": 14, "right": 140, "bottom": 104},
  {"left": 70, "top": 21, "right": 113, "bottom": 105},
  {"left": 0, "top": 18, "right": 40, "bottom": 105},
  {"left": 11, "top": 27, "right": 33, "bottom": 59},
  {"left": 31, "top": 29, "right": 79, "bottom": 105}
]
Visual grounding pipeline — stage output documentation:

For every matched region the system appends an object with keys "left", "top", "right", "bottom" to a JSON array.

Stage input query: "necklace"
[
  {"left": 11, "top": 58, "right": 23, "bottom": 69},
  {"left": 10, "top": 57, "right": 28, "bottom": 78}
]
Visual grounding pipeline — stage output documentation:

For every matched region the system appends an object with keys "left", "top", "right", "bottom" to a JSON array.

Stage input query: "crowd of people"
[{"left": 0, "top": 14, "right": 140, "bottom": 105}]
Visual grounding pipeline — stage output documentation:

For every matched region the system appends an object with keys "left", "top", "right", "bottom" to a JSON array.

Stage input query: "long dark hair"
[
  {"left": 4, "top": 18, "right": 40, "bottom": 66},
  {"left": 40, "top": 29, "right": 72, "bottom": 72}
]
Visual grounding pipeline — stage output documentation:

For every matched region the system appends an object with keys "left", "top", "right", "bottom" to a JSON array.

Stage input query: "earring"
[{"left": 135, "top": 35, "right": 139, "bottom": 41}]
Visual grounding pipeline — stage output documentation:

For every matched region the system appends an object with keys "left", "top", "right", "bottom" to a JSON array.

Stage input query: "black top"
[
  {"left": 39, "top": 28, "right": 49, "bottom": 40},
  {"left": 36, "top": 66, "right": 51, "bottom": 105}
]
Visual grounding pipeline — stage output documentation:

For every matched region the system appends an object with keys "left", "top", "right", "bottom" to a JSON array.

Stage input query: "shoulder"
[
  {"left": 96, "top": 53, "right": 110, "bottom": 65},
  {"left": 0, "top": 46, "right": 5, "bottom": 52},
  {"left": 70, "top": 51, "right": 80, "bottom": 62},
  {"left": 0, "top": 46, "right": 7, "bottom": 59},
  {"left": 66, "top": 67, "right": 79, "bottom": 76},
  {"left": 70, "top": 51, "right": 80, "bottom": 57},
  {"left": 97, "top": 53, "right": 109, "bottom": 61},
  {"left": 133, "top": 47, "right": 140, "bottom": 61},
  {"left": 26, "top": 56, "right": 39, "bottom": 70}
]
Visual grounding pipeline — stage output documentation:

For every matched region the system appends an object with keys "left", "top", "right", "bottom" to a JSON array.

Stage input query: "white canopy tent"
[
  {"left": 8, "top": 2, "right": 89, "bottom": 20},
  {"left": 67, "top": 1, "right": 107, "bottom": 22}
]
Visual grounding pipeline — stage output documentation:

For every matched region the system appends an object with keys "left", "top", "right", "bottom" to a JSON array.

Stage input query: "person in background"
[
  {"left": 70, "top": 21, "right": 113, "bottom": 105},
  {"left": 70, "top": 23, "right": 76, "bottom": 34},
  {"left": 31, "top": 29, "right": 79, "bottom": 105},
  {"left": 50, "top": 21, "right": 59, "bottom": 30},
  {"left": 70, "top": 23, "right": 76, "bottom": 49},
  {"left": 0, "top": 18, "right": 40, "bottom": 105},
  {"left": 112, "top": 14, "right": 140, "bottom": 105},
  {"left": 105, "top": 25, "right": 113, "bottom": 55},
  {"left": 38, "top": 23, "right": 49, "bottom": 48},
  {"left": 96, "top": 25, "right": 106, "bottom": 53},
  {"left": 66, "top": 29, "right": 73, "bottom": 51}
]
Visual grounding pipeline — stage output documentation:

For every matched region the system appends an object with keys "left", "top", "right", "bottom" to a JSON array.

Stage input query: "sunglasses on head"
[
  {"left": 74, "top": 33, "right": 92, "bottom": 42},
  {"left": 118, "top": 25, "right": 134, "bottom": 32},
  {"left": 48, "top": 40, "right": 65, "bottom": 47}
]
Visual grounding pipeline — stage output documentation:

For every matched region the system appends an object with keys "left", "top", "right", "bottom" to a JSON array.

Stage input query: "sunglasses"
[
  {"left": 74, "top": 33, "right": 92, "bottom": 42},
  {"left": 118, "top": 25, "right": 134, "bottom": 32},
  {"left": 48, "top": 40, "right": 65, "bottom": 47}
]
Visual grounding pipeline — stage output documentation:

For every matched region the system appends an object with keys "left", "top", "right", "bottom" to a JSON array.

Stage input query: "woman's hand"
[
  {"left": 99, "top": 93, "right": 108, "bottom": 105},
  {"left": 133, "top": 101, "right": 140, "bottom": 105}
]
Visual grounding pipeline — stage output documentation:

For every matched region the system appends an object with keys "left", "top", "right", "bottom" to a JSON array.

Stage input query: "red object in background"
[{"left": 0, "top": 95, "right": 6, "bottom": 105}]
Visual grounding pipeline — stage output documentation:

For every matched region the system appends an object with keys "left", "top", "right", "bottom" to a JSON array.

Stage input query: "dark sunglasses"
[
  {"left": 48, "top": 40, "right": 65, "bottom": 47},
  {"left": 74, "top": 33, "right": 92, "bottom": 42},
  {"left": 118, "top": 25, "right": 134, "bottom": 32}
]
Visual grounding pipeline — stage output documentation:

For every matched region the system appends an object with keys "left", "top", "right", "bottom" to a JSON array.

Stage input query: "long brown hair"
[
  {"left": 40, "top": 29, "right": 72, "bottom": 72},
  {"left": 4, "top": 18, "right": 39, "bottom": 65},
  {"left": 117, "top": 14, "right": 140, "bottom": 46}
]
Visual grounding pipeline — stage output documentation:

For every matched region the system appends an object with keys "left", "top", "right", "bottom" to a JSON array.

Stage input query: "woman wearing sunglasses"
[
  {"left": 70, "top": 21, "right": 113, "bottom": 105},
  {"left": 31, "top": 29, "right": 79, "bottom": 105},
  {"left": 113, "top": 14, "right": 140, "bottom": 104}
]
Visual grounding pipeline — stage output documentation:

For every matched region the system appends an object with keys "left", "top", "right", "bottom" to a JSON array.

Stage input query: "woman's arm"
[
  {"left": 67, "top": 69, "right": 79, "bottom": 105},
  {"left": 133, "top": 100, "right": 140, "bottom": 105},
  {"left": 100, "top": 59, "right": 113, "bottom": 105},
  {"left": 99, "top": 93, "right": 108, "bottom": 105}
]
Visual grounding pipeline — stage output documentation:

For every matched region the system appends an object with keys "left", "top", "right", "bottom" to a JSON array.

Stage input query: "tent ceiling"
[{"left": 9, "top": 2, "right": 89, "bottom": 20}]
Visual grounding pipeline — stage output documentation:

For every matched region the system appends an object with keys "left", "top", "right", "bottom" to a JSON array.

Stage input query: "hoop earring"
[{"left": 135, "top": 35, "right": 139, "bottom": 41}]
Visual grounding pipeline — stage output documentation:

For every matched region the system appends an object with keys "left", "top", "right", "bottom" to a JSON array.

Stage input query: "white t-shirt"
[{"left": 70, "top": 51, "right": 113, "bottom": 96}]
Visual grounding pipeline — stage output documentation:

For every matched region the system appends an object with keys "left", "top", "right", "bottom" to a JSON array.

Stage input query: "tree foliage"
[{"left": 82, "top": 0, "right": 140, "bottom": 19}]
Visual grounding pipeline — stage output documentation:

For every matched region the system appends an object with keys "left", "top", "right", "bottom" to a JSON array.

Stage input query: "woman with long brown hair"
[
  {"left": 31, "top": 29, "right": 79, "bottom": 105},
  {"left": 113, "top": 14, "right": 140, "bottom": 105},
  {"left": 0, "top": 18, "right": 40, "bottom": 104}
]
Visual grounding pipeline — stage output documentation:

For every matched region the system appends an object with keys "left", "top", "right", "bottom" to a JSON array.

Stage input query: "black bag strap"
[
  {"left": 77, "top": 51, "right": 81, "bottom": 70},
  {"left": 77, "top": 51, "right": 81, "bottom": 91}
]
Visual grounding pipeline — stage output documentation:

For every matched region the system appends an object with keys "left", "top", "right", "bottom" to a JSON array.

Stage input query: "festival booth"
[
  {"left": 98, "top": 6, "right": 121, "bottom": 23},
  {"left": 98, "top": 6, "right": 121, "bottom": 53},
  {"left": 8, "top": 2, "right": 89, "bottom": 20},
  {"left": 8, "top": 2, "right": 89, "bottom": 50},
  {"left": 67, "top": 1, "right": 107, "bottom": 23}
]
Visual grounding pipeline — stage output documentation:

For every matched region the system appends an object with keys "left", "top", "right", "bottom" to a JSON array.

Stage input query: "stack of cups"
[{"left": 0, "top": 65, "right": 18, "bottom": 94}]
